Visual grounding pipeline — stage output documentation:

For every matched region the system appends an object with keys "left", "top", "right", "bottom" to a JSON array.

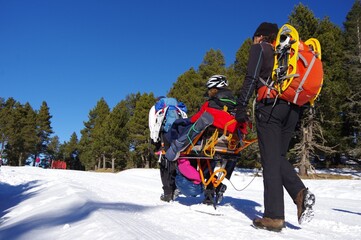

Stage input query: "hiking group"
[{"left": 149, "top": 21, "right": 322, "bottom": 232}]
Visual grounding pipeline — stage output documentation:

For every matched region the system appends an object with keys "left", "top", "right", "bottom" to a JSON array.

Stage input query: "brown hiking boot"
[
  {"left": 252, "top": 217, "right": 285, "bottom": 232},
  {"left": 295, "top": 188, "right": 315, "bottom": 224}
]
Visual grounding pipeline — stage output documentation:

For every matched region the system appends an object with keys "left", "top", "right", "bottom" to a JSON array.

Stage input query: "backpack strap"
[
  {"left": 293, "top": 52, "right": 317, "bottom": 104},
  {"left": 175, "top": 106, "right": 188, "bottom": 118},
  {"left": 256, "top": 43, "right": 278, "bottom": 102}
]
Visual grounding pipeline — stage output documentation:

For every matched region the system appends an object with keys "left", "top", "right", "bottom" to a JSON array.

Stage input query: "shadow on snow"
[{"left": 0, "top": 182, "right": 157, "bottom": 239}]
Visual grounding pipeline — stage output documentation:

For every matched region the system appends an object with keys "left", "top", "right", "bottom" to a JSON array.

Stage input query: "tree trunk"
[
  {"left": 111, "top": 157, "right": 115, "bottom": 173},
  {"left": 299, "top": 164, "right": 307, "bottom": 176},
  {"left": 298, "top": 126, "right": 309, "bottom": 177},
  {"left": 97, "top": 158, "right": 101, "bottom": 169},
  {"left": 357, "top": 18, "right": 361, "bottom": 64},
  {"left": 142, "top": 155, "right": 147, "bottom": 168},
  {"left": 102, "top": 154, "right": 106, "bottom": 169},
  {"left": 18, "top": 152, "right": 23, "bottom": 166}
]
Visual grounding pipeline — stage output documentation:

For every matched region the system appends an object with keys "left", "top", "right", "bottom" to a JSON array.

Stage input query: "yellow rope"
[{"left": 203, "top": 129, "right": 218, "bottom": 158}]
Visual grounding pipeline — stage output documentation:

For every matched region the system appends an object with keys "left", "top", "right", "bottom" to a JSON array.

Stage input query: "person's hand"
[{"left": 235, "top": 106, "right": 249, "bottom": 123}]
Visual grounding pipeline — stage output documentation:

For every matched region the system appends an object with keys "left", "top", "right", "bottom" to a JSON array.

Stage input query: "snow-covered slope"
[{"left": 0, "top": 166, "right": 360, "bottom": 240}]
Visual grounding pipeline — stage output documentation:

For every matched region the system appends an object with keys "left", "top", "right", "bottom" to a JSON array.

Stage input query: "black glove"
[{"left": 235, "top": 106, "right": 249, "bottom": 123}]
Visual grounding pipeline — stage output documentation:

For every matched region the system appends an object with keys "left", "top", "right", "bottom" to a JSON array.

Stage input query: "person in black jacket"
[{"left": 235, "top": 22, "right": 315, "bottom": 231}]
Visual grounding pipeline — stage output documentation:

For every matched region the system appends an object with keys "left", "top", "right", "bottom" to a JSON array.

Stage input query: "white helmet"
[{"left": 206, "top": 75, "right": 228, "bottom": 89}]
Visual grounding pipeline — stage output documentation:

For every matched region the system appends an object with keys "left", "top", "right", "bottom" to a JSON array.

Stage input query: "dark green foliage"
[
  {"left": 198, "top": 49, "right": 227, "bottom": 79},
  {"left": 47, "top": 135, "right": 62, "bottom": 161},
  {"left": 316, "top": 18, "right": 348, "bottom": 149},
  {"left": 126, "top": 93, "right": 155, "bottom": 168},
  {"left": 231, "top": 38, "right": 253, "bottom": 96},
  {"left": 62, "top": 133, "right": 84, "bottom": 170},
  {"left": 103, "top": 101, "right": 130, "bottom": 171},
  {"left": 169, "top": 49, "right": 229, "bottom": 115},
  {"left": 34, "top": 101, "right": 53, "bottom": 164},
  {"left": 342, "top": 0, "right": 361, "bottom": 157},
  {"left": 168, "top": 68, "right": 205, "bottom": 115},
  {"left": 288, "top": 3, "right": 320, "bottom": 41},
  {"left": 286, "top": 4, "right": 341, "bottom": 172},
  {"left": 78, "top": 97, "right": 110, "bottom": 170},
  {"left": 3, "top": 101, "right": 37, "bottom": 165}
]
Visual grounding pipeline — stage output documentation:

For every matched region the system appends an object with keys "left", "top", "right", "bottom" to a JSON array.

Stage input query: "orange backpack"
[{"left": 257, "top": 24, "right": 324, "bottom": 106}]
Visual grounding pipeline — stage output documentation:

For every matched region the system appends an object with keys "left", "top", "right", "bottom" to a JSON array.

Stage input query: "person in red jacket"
[
  {"left": 190, "top": 75, "right": 248, "bottom": 135},
  {"left": 165, "top": 75, "right": 249, "bottom": 205},
  {"left": 193, "top": 75, "right": 247, "bottom": 205}
]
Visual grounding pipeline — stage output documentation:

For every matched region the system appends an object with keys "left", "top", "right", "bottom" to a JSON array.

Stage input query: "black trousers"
[
  {"left": 159, "top": 156, "right": 177, "bottom": 195},
  {"left": 256, "top": 100, "right": 305, "bottom": 219}
]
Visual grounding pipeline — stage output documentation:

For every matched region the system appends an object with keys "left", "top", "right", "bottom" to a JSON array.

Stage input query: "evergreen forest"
[{"left": 1, "top": 2, "right": 361, "bottom": 174}]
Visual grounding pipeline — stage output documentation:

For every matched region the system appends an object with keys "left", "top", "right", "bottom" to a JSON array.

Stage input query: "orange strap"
[{"left": 197, "top": 159, "right": 227, "bottom": 188}]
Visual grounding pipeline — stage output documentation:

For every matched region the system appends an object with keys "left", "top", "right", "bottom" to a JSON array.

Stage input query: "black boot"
[
  {"left": 160, "top": 193, "right": 173, "bottom": 202},
  {"left": 202, "top": 188, "right": 215, "bottom": 205},
  {"left": 160, "top": 188, "right": 180, "bottom": 202},
  {"left": 215, "top": 183, "right": 227, "bottom": 204}
]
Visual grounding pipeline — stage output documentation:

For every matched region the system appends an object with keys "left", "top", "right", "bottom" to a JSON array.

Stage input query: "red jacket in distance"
[{"left": 190, "top": 101, "right": 248, "bottom": 135}]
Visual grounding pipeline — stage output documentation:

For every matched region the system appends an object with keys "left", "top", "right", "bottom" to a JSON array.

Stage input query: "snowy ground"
[{"left": 0, "top": 166, "right": 360, "bottom": 240}]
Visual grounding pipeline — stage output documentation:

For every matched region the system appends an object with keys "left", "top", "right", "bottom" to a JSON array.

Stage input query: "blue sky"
[{"left": 0, "top": 0, "right": 354, "bottom": 143}]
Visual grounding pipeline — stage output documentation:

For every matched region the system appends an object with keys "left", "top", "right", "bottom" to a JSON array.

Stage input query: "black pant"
[
  {"left": 224, "top": 159, "right": 236, "bottom": 180},
  {"left": 159, "top": 156, "right": 177, "bottom": 195},
  {"left": 256, "top": 100, "right": 305, "bottom": 219}
]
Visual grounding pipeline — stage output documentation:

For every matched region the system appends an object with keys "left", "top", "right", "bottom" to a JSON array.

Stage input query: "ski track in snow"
[{"left": 0, "top": 166, "right": 360, "bottom": 240}]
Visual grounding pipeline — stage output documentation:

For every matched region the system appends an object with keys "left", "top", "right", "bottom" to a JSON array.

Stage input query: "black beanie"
[{"left": 253, "top": 22, "right": 279, "bottom": 37}]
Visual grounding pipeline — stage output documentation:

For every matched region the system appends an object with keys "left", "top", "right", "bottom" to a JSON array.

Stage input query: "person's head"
[
  {"left": 206, "top": 75, "right": 228, "bottom": 97},
  {"left": 253, "top": 22, "right": 278, "bottom": 44}
]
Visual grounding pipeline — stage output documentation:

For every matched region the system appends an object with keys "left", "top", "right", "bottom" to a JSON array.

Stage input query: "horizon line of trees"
[{"left": 1, "top": 1, "right": 360, "bottom": 174}]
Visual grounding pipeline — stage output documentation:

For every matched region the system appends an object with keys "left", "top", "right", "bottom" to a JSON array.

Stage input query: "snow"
[{"left": 0, "top": 166, "right": 360, "bottom": 240}]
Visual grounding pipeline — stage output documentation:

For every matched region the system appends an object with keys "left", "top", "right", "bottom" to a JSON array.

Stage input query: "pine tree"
[
  {"left": 0, "top": 97, "right": 9, "bottom": 161},
  {"left": 5, "top": 102, "right": 37, "bottom": 166},
  {"left": 47, "top": 135, "right": 62, "bottom": 161},
  {"left": 198, "top": 49, "right": 227, "bottom": 80},
  {"left": 63, "top": 133, "right": 83, "bottom": 170},
  {"left": 316, "top": 17, "right": 347, "bottom": 150},
  {"left": 168, "top": 68, "right": 204, "bottom": 115},
  {"left": 103, "top": 101, "right": 130, "bottom": 171},
  {"left": 287, "top": 3, "right": 337, "bottom": 174},
  {"left": 231, "top": 38, "right": 252, "bottom": 96},
  {"left": 343, "top": 0, "right": 361, "bottom": 157},
  {"left": 291, "top": 108, "right": 337, "bottom": 175},
  {"left": 34, "top": 101, "right": 53, "bottom": 164},
  {"left": 79, "top": 98, "right": 110, "bottom": 170},
  {"left": 288, "top": 3, "right": 319, "bottom": 40},
  {"left": 127, "top": 93, "right": 155, "bottom": 168},
  {"left": 173, "top": 49, "right": 228, "bottom": 114}
]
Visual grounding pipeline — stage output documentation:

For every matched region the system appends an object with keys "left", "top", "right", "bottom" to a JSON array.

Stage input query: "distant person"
[
  {"left": 149, "top": 96, "right": 188, "bottom": 202},
  {"left": 35, "top": 157, "right": 40, "bottom": 167},
  {"left": 235, "top": 22, "right": 315, "bottom": 232}
]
